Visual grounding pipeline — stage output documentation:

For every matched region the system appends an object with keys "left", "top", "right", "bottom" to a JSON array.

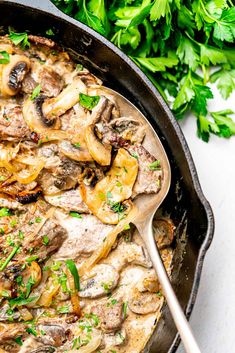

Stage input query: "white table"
[{"left": 178, "top": 87, "right": 235, "bottom": 353}]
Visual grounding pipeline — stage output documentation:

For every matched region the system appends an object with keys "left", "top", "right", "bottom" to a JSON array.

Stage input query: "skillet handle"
[{"left": 146, "top": 222, "right": 201, "bottom": 353}]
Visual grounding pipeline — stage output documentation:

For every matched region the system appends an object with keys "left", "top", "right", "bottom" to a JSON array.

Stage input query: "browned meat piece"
[
  {"left": 54, "top": 211, "right": 113, "bottom": 258},
  {"left": 91, "top": 300, "right": 123, "bottom": 332},
  {"left": 21, "top": 218, "right": 67, "bottom": 260},
  {"left": 16, "top": 186, "right": 42, "bottom": 204},
  {"left": 45, "top": 189, "right": 89, "bottom": 213},
  {"left": 0, "top": 193, "right": 24, "bottom": 210},
  {"left": 0, "top": 181, "right": 37, "bottom": 197},
  {"left": 0, "top": 304, "right": 21, "bottom": 322},
  {"left": 37, "top": 143, "right": 61, "bottom": 169},
  {"left": 153, "top": 218, "right": 175, "bottom": 249},
  {"left": 38, "top": 67, "right": 64, "bottom": 97},
  {"left": 0, "top": 104, "right": 30, "bottom": 140},
  {"left": 37, "top": 324, "right": 66, "bottom": 347},
  {"left": 127, "top": 145, "right": 162, "bottom": 195},
  {"left": 38, "top": 157, "right": 82, "bottom": 195},
  {"left": 28, "top": 35, "right": 55, "bottom": 48},
  {"left": 98, "top": 117, "right": 145, "bottom": 147},
  {"left": 22, "top": 73, "right": 37, "bottom": 94}
]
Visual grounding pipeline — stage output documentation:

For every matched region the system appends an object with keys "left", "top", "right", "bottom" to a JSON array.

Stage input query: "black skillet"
[{"left": 0, "top": 1, "right": 214, "bottom": 352}]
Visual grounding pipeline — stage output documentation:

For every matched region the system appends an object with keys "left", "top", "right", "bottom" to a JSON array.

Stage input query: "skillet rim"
[{"left": 0, "top": 1, "right": 215, "bottom": 351}]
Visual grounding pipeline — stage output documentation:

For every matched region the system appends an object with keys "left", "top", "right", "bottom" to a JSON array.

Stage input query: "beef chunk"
[{"left": 91, "top": 300, "right": 123, "bottom": 332}]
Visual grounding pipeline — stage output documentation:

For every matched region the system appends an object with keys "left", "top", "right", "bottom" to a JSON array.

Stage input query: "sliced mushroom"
[
  {"left": 91, "top": 300, "right": 123, "bottom": 332},
  {"left": 22, "top": 96, "right": 67, "bottom": 142},
  {"left": 42, "top": 77, "right": 87, "bottom": 119},
  {"left": 1, "top": 54, "right": 31, "bottom": 96},
  {"left": 79, "top": 264, "right": 119, "bottom": 298},
  {"left": 153, "top": 218, "right": 175, "bottom": 249},
  {"left": 45, "top": 189, "right": 89, "bottom": 213},
  {"left": 80, "top": 148, "right": 138, "bottom": 224},
  {"left": 128, "top": 286, "right": 162, "bottom": 315},
  {"left": 109, "top": 117, "right": 145, "bottom": 144},
  {"left": 37, "top": 324, "right": 66, "bottom": 347},
  {"left": 85, "top": 96, "right": 113, "bottom": 166},
  {"left": 29, "top": 348, "right": 55, "bottom": 353}
]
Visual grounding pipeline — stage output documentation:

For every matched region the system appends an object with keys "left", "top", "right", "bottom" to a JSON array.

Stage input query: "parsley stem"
[{"left": 0, "top": 245, "right": 19, "bottom": 271}]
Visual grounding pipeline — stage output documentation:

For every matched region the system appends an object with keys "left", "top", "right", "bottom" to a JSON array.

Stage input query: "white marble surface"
[{"left": 177, "top": 87, "right": 235, "bottom": 353}]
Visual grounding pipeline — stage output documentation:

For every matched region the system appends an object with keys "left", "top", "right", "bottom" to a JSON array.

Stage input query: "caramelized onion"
[{"left": 80, "top": 148, "right": 138, "bottom": 224}]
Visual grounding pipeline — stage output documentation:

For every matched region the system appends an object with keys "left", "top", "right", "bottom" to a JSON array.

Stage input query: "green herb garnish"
[
  {"left": 57, "top": 305, "right": 70, "bottom": 314},
  {"left": 30, "top": 85, "right": 41, "bottom": 100},
  {"left": 0, "top": 51, "right": 10, "bottom": 64},
  {"left": 65, "top": 259, "right": 80, "bottom": 291},
  {"left": 0, "top": 245, "right": 20, "bottom": 271},
  {"left": 42, "top": 235, "right": 49, "bottom": 246},
  {"left": 79, "top": 93, "right": 100, "bottom": 110},
  {"left": 52, "top": 0, "right": 235, "bottom": 142},
  {"left": 0, "top": 207, "right": 11, "bottom": 217},
  {"left": 69, "top": 211, "right": 82, "bottom": 219},
  {"left": 46, "top": 28, "right": 55, "bottom": 36},
  {"left": 8, "top": 29, "right": 30, "bottom": 49},
  {"left": 9, "top": 295, "right": 38, "bottom": 307},
  {"left": 123, "top": 301, "right": 128, "bottom": 320},
  {"left": 73, "top": 142, "right": 81, "bottom": 148},
  {"left": 14, "top": 336, "right": 23, "bottom": 346},
  {"left": 149, "top": 160, "right": 161, "bottom": 171}
]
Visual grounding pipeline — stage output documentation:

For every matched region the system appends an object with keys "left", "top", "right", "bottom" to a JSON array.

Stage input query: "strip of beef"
[
  {"left": 0, "top": 180, "right": 37, "bottom": 197},
  {"left": 54, "top": 210, "right": 113, "bottom": 258},
  {"left": 45, "top": 189, "right": 89, "bottom": 213},
  {"left": 127, "top": 144, "right": 162, "bottom": 196},
  {"left": 0, "top": 193, "right": 24, "bottom": 210},
  {"left": 38, "top": 66, "right": 64, "bottom": 97},
  {"left": 21, "top": 217, "right": 67, "bottom": 260},
  {"left": 91, "top": 300, "right": 124, "bottom": 332},
  {"left": 0, "top": 103, "right": 30, "bottom": 140}
]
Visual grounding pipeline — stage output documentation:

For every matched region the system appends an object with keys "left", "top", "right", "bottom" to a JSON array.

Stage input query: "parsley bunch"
[{"left": 51, "top": 0, "right": 235, "bottom": 142}]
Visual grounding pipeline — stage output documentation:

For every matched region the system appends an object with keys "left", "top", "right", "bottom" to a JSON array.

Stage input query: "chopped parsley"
[
  {"left": 69, "top": 211, "right": 82, "bottom": 219},
  {"left": 0, "top": 207, "right": 11, "bottom": 217},
  {"left": 42, "top": 235, "right": 49, "bottom": 246},
  {"left": 8, "top": 29, "right": 30, "bottom": 49},
  {"left": 14, "top": 336, "right": 23, "bottom": 346},
  {"left": 85, "top": 313, "right": 100, "bottom": 326},
  {"left": 76, "top": 63, "right": 83, "bottom": 71},
  {"left": 45, "top": 28, "right": 55, "bottom": 36},
  {"left": 18, "top": 230, "right": 24, "bottom": 240},
  {"left": 35, "top": 217, "right": 42, "bottom": 223},
  {"left": 79, "top": 93, "right": 100, "bottom": 110},
  {"left": 65, "top": 259, "right": 80, "bottom": 291},
  {"left": 26, "top": 325, "right": 37, "bottom": 337},
  {"left": 131, "top": 152, "right": 139, "bottom": 159},
  {"left": 58, "top": 271, "right": 69, "bottom": 293},
  {"left": 57, "top": 305, "right": 70, "bottom": 314},
  {"left": 123, "top": 301, "right": 128, "bottom": 320},
  {"left": 0, "top": 245, "right": 20, "bottom": 271},
  {"left": 149, "top": 160, "right": 161, "bottom": 170},
  {"left": 0, "top": 51, "right": 10, "bottom": 64},
  {"left": 73, "top": 142, "right": 81, "bottom": 148},
  {"left": 30, "top": 85, "right": 41, "bottom": 100},
  {"left": 9, "top": 295, "right": 38, "bottom": 307}
]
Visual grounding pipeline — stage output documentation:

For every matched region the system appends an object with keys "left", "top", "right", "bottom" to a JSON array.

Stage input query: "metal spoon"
[{"left": 101, "top": 87, "right": 201, "bottom": 353}]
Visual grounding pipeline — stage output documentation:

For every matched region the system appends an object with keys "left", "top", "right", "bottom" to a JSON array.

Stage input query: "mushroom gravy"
[{"left": 0, "top": 33, "right": 175, "bottom": 353}]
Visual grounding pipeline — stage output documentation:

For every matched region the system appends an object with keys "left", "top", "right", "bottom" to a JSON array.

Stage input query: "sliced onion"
[
  {"left": 13, "top": 160, "right": 45, "bottom": 184},
  {"left": 37, "top": 281, "right": 60, "bottom": 307},
  {"left": 65, "top": 267, "right": 81, "bottom": 316},
  {"left": 18, "top": 308, "right": 33, "bottom": 321},
  {"left": 85, "top": 125, "right": 111, "bottom": 166},
  {"left": 67, "top": 330, "right": 102, "bottom": 353},
  {"left": 79, "top": 206, "right": 138, "bottom": 276},
  {"left": 80, "top": 148, "right": 138, "bottom": 224}
]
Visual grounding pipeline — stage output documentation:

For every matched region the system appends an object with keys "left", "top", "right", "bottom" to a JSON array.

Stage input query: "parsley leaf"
[
  {"left": 79, "top": 93, "right": 100, "bottom": 110},
  {"left": 69, "top": 211, "right": 82, "bottom": 219},
  {"left": 210, "top": 69, "right": 235, "bottom": 99},
  {"left": 65, "top": 259, "right": 80, "bottom": 291},
  {"left": 30, "top": 85, "right": 41, "bottom": 100},
  {"left": 0, "top": 51, "right": 10, "bottom": 64},
  {"left": 8, "top": 30, "right": 30, "bottom": 49}
]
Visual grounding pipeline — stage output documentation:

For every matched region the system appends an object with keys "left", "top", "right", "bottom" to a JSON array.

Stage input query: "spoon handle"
[{"left": 146, "top": 224, "right": 201, "bottom": 353}]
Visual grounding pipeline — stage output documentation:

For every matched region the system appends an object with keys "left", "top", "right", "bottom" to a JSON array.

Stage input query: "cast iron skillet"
[{"left": 0, "top": 1, "right": 214, "bottom": 352}]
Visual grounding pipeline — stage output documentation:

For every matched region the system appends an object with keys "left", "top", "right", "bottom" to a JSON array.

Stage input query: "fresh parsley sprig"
[{"left": 52, "top": 0, "right": 235, "bottom": 142}]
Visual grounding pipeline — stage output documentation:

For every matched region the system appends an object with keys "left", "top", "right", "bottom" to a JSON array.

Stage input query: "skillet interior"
[{"left": 0, "top": 1, "right": 214, "bottom": 352}]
